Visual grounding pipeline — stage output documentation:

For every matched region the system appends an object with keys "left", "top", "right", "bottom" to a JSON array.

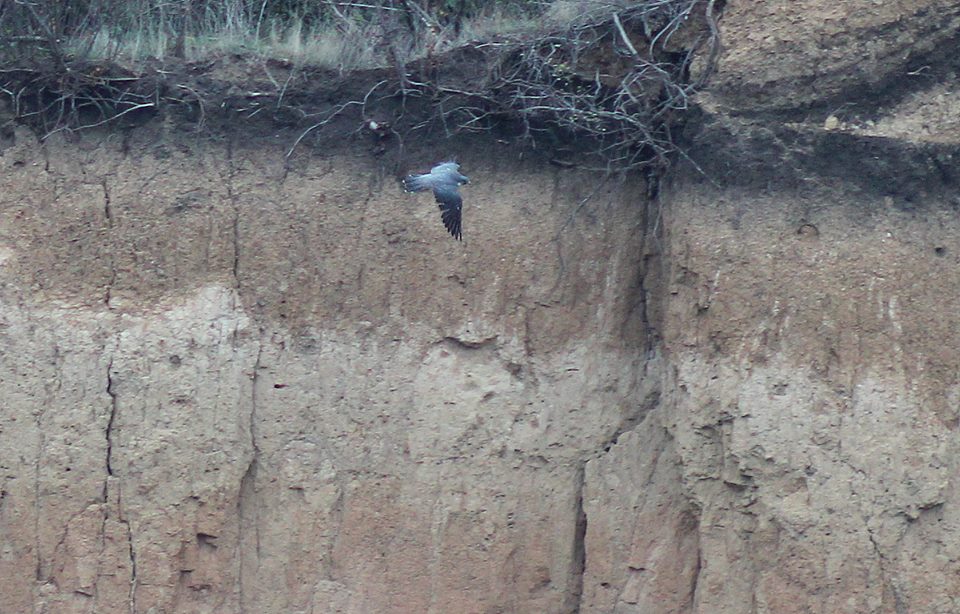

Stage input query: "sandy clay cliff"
[{"left": 2, "top": 1, "right": 960, "bottom": 612}]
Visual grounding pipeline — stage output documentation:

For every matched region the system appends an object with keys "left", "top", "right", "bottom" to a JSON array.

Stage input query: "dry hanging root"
[{"left": 418, "top": 0, "right": 722, "bottom": 173}]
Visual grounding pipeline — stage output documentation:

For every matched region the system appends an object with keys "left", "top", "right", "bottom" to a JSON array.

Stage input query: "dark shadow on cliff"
[{"left": 678, "top": 109, "right": 960, "bottom": 205}]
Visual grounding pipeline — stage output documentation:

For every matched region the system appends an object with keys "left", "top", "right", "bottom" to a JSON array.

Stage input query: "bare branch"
[
  {"left": 612, "top": 12, "right": 640, "bottom": 58},
  {"left": 42, "top": 102, "right": 155, "bottom": 140}
]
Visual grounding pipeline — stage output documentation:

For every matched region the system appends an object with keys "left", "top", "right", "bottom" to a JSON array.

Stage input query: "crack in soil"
[
  {"left": 105, "top": 358, "right": 117, "bottom": 478},
  {"left": 566, "top": 462, "right": 587, "bottom": 613},
  {"left": 102, "top": 178, "right": 118, "bottom": 306},
  {"left": 237, "top": 331, "right": 264, "bottom": 614}
]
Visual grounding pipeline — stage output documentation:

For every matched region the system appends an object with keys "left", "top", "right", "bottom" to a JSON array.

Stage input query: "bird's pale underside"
[{"left": 403, "top": 161, "right": 470, "bottom": 240}]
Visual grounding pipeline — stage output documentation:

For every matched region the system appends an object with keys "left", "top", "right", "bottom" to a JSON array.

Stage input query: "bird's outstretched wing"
[
  {"left": 433, "top": 183, "right": 462, "bottom": 240},
  {"left": 431, "top": 161, "right": 460, "bottom": 174},
  {"left": 403, "top": 172, "right": 433, "bottom": 193}
]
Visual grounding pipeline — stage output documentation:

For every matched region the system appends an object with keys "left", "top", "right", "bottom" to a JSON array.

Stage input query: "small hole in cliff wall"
[
  {"left": 934, "top": 247, "right": 946, "bottom": 257},
  {"left": 797, "top": 223, "right": 819, "bottom": 239}
]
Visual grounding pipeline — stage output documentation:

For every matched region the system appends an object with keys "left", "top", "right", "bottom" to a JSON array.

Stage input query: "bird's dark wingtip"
[{"left": 444, "top": 221, "right": 462, "bottom": 240}]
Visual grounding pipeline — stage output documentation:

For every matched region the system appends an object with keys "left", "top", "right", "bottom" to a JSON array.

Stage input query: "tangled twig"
[{"left": 409, "top": 0, "right": 721, "bottom": 173}]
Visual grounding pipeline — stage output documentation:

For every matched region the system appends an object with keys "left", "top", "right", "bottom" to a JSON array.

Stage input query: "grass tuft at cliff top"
[{"left": 0, "top": 1, "right": 617, "bottom": 71}]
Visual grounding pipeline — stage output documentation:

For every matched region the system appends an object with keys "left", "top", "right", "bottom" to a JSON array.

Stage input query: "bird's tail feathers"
[{"left": 403, "top": 174, "right": 431, "bottom": 193}]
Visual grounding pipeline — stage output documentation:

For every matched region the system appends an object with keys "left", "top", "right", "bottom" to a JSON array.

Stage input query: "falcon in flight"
[{"left": 403, "top": 161, "right": 470, "bottom": 240}]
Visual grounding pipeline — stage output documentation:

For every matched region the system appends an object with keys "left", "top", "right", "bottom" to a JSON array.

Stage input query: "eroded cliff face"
[
  {"left": 0, "top": 122, "right": 656, "bottom": 613},
  {"left": 580, "top": 0, "right": 960, "bottom": 612},
  {"left": 2, "top": 1, "right": 960, "bottom": 613}
]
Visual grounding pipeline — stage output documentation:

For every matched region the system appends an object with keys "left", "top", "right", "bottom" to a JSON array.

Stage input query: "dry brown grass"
[{"left": 1, "top": 1, "right": 549, "bottom": 70}]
